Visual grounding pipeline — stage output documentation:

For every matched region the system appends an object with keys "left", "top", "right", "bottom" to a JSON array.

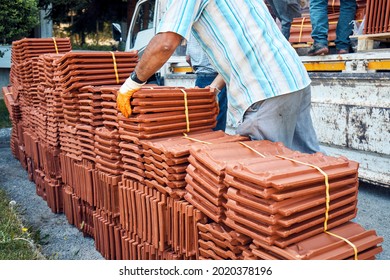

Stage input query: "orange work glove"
[{"left": 117, "top": 75, "right": 145, "bottom": 117}]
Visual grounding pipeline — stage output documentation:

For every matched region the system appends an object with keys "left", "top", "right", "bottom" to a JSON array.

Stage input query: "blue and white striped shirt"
[{"left": 158, "top": 0, "right": 311, "bottom": 130}]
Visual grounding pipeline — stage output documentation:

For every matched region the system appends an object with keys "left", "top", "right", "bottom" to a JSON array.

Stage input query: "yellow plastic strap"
[
  {"left": 52, "top": 38, "right": 59, "bottom": 54},
  {"left": 276, "top": 155, "right": 330, "bottom": 228},
  {"left": 239, "top": 142, "right": 266, "bottom": 158},
  {"left": 110, "top": 51, "right": 120, "bottom": 84},
  {"left": 180, "top": 89, "right": 190, "bottom": 132},
  {"left": 236, "top": 144, "right": 359, "bottom": 260},
  {"left": 292, "top": 23, "right": 310, "bottom": 28},
  {"left": 299, "top": 17, "right": 305, "bottom": 43},
  {"left": 325, "top": 230, "right": 359, "bottom": 260},
  {"left": 183, "top": 133, "right": 212, "bottom": 144},
  {"left": 276, "top": 155, "right": 358, "bottom": 260}
]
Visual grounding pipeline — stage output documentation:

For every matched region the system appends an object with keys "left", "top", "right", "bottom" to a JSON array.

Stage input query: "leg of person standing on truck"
[
  {"left": 266, "top": 0, "right": 302, "bottom": 40},
  {"left": 186, "top": 33, "right": 227, "bottom": 131},
  {"left": 308, "top": 0, "right": 357, "bottom": 55},
  {"left": 117, "top": 0, "right": 321, "bottom": 154}
]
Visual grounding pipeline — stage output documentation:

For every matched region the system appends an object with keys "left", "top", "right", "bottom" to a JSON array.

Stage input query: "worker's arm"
[
  {"left": 209, "top": 74, "right": 226, "bottom": 95},
  {"left": 186, "top": 55, "right": 192, "bottom": 67},
  {"left": 117, "top": 32, "right": 183, "bottom": 117},
  {"left": 134, "top": 32, "right": 183, "bottom": 82}
]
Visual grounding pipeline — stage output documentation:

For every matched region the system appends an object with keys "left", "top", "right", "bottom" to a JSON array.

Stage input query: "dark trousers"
[{"left": 195, "top": 73, "right": 227, "bottom": 131}]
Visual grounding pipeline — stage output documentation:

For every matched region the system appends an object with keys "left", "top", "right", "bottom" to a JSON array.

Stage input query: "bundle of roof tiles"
[
  {"left": 10, "top": 38, "right": 71, "bottom": 81},
  {"left": 140, "top": 131, "right": 248, "bottom": 199},
  {"left": 118, "top": 86, "right": 218, "bottom": 140},
  {"left": 185, "top": 140, "right": 383, "bottom": 260},
  {"left": 56, "top": 51, "right": 138, "bottom": 92},
  {"left": 250, "top": 222, "right": 383, "bottom": 260},
  {"left": 9, "top": 38, "right": 71, "bottom": 153}
]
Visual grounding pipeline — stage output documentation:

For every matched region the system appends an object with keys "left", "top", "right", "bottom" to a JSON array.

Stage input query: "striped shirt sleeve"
[{"left": 157, "top": 0, "right": 207, "bottom": 40}]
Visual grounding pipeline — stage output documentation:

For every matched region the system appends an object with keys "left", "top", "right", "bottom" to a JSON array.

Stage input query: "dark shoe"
[
  {"left": 308, "top": 44, "right": 329, "bottom": 56},
  {"left": 337, "top": 49, "right": 349, "bottom": 54}
]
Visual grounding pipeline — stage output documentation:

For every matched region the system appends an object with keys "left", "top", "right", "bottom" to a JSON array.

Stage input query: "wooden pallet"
[
  {"left": 350, "top": 32, "right": 390, "bottom": 51},
  {"left": 291, "top": 43, "right": 312, "bottom": 49},
  {"left": 291, "top": 42, "right": 335, "bottom": 49}
]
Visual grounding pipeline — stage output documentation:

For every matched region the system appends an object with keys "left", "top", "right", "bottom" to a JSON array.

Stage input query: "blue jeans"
[
  {"left": 310, "top": 0, "right": 357, "bottom": 50},
  {"left": 195, "top": 73, "right": 227, "bottom": 131},
  {"left": 267, "top": 0, "right": 301, "bottom": 40},
  {"left": 236, "top": 86, "right": 321, "bottom": 154}
]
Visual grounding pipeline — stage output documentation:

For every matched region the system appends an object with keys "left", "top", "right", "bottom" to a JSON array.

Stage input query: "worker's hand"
[
  {"left": 117, "top": 75, "right": 145, "bottom": 117},
  {"left": 206, "top": 85, "right": 220, "bottom": 105}
]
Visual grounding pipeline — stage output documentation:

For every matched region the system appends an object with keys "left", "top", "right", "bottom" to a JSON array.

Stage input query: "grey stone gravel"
[
  {"left": 353, "top": 182, "right": 390, "bottom": 260},
  {"left": 0, "top": 128, "right": 389, "bottom": 260},
  {"left": 0, "top": 127, "right": 11, "bottom": 141}
]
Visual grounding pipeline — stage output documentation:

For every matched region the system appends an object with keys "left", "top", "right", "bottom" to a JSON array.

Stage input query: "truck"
[{"left": 125, "top": 0, "right": 390, "bottom": 188}]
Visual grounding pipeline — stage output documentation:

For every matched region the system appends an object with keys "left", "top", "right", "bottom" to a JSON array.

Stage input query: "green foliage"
[
  {"left": 0, "top": 100, "right": 11, "bottom": 128},
  {"left": 0, "top": 189, "right": 43, "bottom": 260},
  {"left": 71, "top": 43, "right": 117, "bottom": 51},
  {"left": 0, "top": 0, "right": 39, "bottom": 44},
  {"left": 38, "top": 0, "right": 128, "bottom": 45}
]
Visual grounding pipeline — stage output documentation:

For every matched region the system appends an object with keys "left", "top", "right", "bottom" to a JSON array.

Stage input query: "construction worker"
[
  {"left": 117, "top": 0, "right": 321, "bottom": 154},
  {"left": 308, "top": 0, "right": 357, "bottom": 55}
]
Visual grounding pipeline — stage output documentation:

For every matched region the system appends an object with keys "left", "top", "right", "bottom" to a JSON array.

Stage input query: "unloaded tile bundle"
[
  {"left": 10, "top": 38, "right": 71, "bottom": 90},
  {"left": 56, "top": 51, "right": 138, "bottom": 93},
  {"left": 118, "top": 86, "right": 218, "bottom": 140},
  {"left": 140, "top": 130, "right": 248, "bottom": 198},
  {"left": 250, "top": 222, "right": 383, "bottom": 260},
  {"left": 185, "top": 141, "right": 296, "bottom": 223},
  {"left": 185, "top": 140, "right": 383, "bottom": 259}
]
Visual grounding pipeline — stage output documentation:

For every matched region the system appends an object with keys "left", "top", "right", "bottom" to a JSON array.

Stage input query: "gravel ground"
[{"left": 0, "top": 128, "right": 389, "bottom": 260}]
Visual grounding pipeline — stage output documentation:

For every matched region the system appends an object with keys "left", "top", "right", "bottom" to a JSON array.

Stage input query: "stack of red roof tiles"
[
  {"left": 2, "top": 37, "right": 383, "bottom": 260},
  {"left": 55, "top": 52, "right": 139, "bottom": 238},
  {"left": 364, "top": 0, "right": 390, "bottom": 34},
  {"left": 8, "top": 38, "right": 71, "bottom": 212},
  {"left": 185, "top": 140, "right": 381, "bottom": 259}
]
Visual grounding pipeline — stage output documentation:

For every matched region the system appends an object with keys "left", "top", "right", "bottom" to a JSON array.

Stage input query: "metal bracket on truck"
[{"left": 300, "top": 51, "right": 390, "bottom": 73}]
